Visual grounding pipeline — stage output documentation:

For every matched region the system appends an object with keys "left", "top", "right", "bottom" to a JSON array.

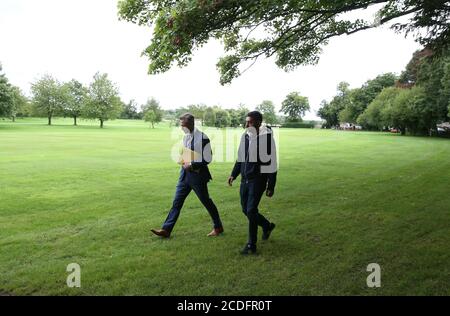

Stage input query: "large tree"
[
  {"left": 415, "top": 48, "right": 450, "bottom": 125},
  {"left": 9, "top": 86, "right": 28, "bottom": 122},
  {"left": 317, "top": 100, "right": 334, "bottom": 128},
  {"left": 281, "top": 92, "right": 310, "bottom": 122},
  {"left": 226, "top": 108, "right": 239, "bottom": 128},
  {"left": 396, "top": 48, "right": 450, "bottom": 128},
  {"left": 215, "top": 108, "right": 230, "bottom": 128},
  {"left": 203, "top": 107, "right": 216, "bottom": 127},
  {"left": 0, "top": 64, "right": 13, "bottom": 117},
  {"left": 256, "top": 100, "right": 278, "bottom": 125},
  {"left": 357, "top": 86, "right": 401, "bottom": 130},
  {"left": 357, "top": 48, "right": 450, "bottom": 134},
  {"left": 118, "top": 0, "right": 450, "bottom": 85},
  {"left": 144, "top": 109, "right": 158, "bottom": 128},
  {"left": 143, "top": 97, "right": 163, "bottom": 128},
  {"left": 31, "top": 74, "right": 66, "bottom": 126},
  {"left": 398, "top": 48, "right": 433, "bottom": 86},
  {"left": 187, "top": 104, "right": 207, "bottom": 125},
  {"left": 63, "top": 79, "right": 87, "bottom": 126},
  {"left": 84, "top": 73, "right": 123, "bottom": 128},
  {"left": 236, "top": 103, "right": 249, "bottom": 127},
  {"left": 340, "top": 73, "right": 397, "bottom": 123},
  {"left": 120, "top": 99, "right": 141, "bottom": 119},
  {"left": 318, "top": 82, "right": 350, "bottom": 127},
  {"left": 445, "top": 62, "right": 450, "bottom": 119},
  {"left": 385, "top": 86, "right": 430, "bottom": 135},
  {"left": 142, "top": 97, "right": 163, "bottom": 127}
]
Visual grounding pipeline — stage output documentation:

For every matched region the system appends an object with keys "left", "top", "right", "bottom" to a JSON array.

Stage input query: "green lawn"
[{"left": 0, "top": 117, "right": 449, "bottom": 295}]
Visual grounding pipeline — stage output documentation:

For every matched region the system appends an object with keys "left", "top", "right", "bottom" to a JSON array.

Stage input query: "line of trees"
[
  {"left": 165, "top": 104, "right": 250, "bottom": 128},
  {"left": 30, "top": 72, "right": 124, "bottom": 128},
  {"left": 318, "top": 74, "right": 398, "bottom": 129},
  {"left": 2, "top": 63, "right": 314, "bottom": 129},
  {"left": 0, "top": 67, "right": 165, "bottom": 128},
  {"left": 119, "top": 98, "right": 164, "bottom": 128},
  {"left": 318, "top": 48, "right": 450, "bottom": 136},
  {"left": 166, "top": 92, "right": 311, "bottom": 128}
]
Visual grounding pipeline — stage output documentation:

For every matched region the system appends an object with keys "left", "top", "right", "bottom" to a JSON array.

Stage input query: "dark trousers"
[
  {"left": 240, "top": 179, "right": 271, "bottom": 247},
  {"left": 162, "top": 178, "right": 222, "bottom": 232}
]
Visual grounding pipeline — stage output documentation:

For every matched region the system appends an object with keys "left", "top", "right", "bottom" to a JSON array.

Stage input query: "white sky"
[{"left": 0, "top": 0, "right": 422, "bottom": 120}]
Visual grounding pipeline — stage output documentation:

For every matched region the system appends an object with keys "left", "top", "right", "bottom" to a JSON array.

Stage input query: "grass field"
[{"left": 0, "top": 117, "right": 449, "bottom": 295}]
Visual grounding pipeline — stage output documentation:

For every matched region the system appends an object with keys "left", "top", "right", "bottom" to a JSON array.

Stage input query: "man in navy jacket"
[
  {"left": 151, "top": 113, "right": 223, "bottom": 238},
  {"left": 228, "top": 111, "right": 277, "bottom": 254}
]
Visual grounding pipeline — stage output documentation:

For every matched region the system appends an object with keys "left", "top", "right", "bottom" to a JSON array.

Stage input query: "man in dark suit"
[
  {"left": 228, "top": 111, "right": 277, "bottom": 255},
  {"left": 151, "top": 113, "right": 224, "bottom": 238}
]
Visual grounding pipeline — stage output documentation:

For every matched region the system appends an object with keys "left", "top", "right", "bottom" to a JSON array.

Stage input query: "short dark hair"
[
  {"left": 179, "top": 113, "right": 195, "bottom": 125},
  {"left": 247, "top": 111, "right": 263, "bottom": 123}
]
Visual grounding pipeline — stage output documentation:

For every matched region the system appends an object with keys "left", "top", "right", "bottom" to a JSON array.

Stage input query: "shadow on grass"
[{"left": 260, "top": 237, "right": 306, "bottom": 257}]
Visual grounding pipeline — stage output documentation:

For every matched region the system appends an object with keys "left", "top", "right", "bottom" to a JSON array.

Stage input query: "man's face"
[
  {"left": 180, "top": 117, "right": 194, "bottom": 133},
  {"left": 245, "top": 116, "right": 260, "bottom": 129},
  {"left": 180, "top": 118, "right": 188, "bottom": 129}
]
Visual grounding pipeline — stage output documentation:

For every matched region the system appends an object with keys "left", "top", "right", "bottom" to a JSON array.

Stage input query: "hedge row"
[{"left": 281, "top": 122, "right": 315, "bottom": 128}]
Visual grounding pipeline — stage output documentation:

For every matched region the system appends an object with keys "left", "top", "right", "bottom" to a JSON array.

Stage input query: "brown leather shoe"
[
  {"left": 151, "top": 229, "right": 170, "bottom": 238},
  {"left": 207, "top": 227, "right": 224, "bottom": 237}
]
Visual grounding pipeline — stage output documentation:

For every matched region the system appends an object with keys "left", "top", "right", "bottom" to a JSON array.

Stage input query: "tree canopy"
[
  {"left": 256, "top": 100, "right": 278, "bottom": 125},
  {"left": 357, "top": 86, "right": 401, "bottom": 130},
  {"left": 84, "top": 73, "right": 123, "bottom": 128},
  {"left": 214, "top": 108, "right": 231, "bottom": 128},
  {"left": 31, "top": 74, "right": 67, "bottom": 125},
  {"left": 0, "top": 64, "right": 13, "bottom": 117},
  {"left": 143, "top": 97, "right": 163, "bottom": 128},
  {"left": 317, "top": 82, "right": 351, "bottom": 128},
  {"left": 340, "top": 73, "right": 398, "bottom": 123},
  {"left": 203, "top": 107, "right": 216, "bottom": 127},
  {"left": 121, "top": 99, "right": 142, "bottom": 120},
  {"left": 9, "top": 86, "right": 28, "bottom": 122},
  {"left": 281, "top": 92, "right": 310, "bottom": 122},
  {"left": 319, "top": 48, "right": 450, "bottom": 135},
  {"left": 63, "top": 79, "right": 88, "bottom": 126},
  {"left": 118, "top": 0, "right": 450, "bottom": 84}
]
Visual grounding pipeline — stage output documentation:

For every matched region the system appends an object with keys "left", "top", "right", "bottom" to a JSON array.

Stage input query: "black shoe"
[
  {"left": 240, "top": 244, "right": 257, "bottom": 255},
  {"left": 262, "top": 223, "right": 276, "bottom": 241}
]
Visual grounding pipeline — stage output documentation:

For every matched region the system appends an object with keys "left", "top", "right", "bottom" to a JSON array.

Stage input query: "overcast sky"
[{"left": 0, "top": 0, "right": 422, "bottom": 120}]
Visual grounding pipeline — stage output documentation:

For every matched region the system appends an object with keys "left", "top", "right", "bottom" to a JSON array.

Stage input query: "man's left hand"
[{"left": 183, "top": 162, "right": 192, "bottom": 171}]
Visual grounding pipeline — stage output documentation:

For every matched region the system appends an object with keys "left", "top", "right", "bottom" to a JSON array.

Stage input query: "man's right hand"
[{"left": 228, "top": 176, "right": 235, "bottom": 186}]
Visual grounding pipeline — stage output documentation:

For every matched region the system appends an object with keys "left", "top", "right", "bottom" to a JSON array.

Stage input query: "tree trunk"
[
  {"left": 48, "top": 115, "right": 52, "bottom": 125},
  {"left": 74, "top": 116, "right": 77, "bottom": 126},
  {"left": 100, "top": 119, "right": 104, "bottom": 128},
  {"left": 12, "top": 116, "right": 15, "bottom": 122}
]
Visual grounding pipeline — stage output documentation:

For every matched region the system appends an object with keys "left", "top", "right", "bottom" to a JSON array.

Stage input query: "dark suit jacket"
[
  {"left": 179, "top": 130, "right": 213, "bottom": 185},
  {"left": 231, "top": 126, "right": 277, "bottom": 191}
]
